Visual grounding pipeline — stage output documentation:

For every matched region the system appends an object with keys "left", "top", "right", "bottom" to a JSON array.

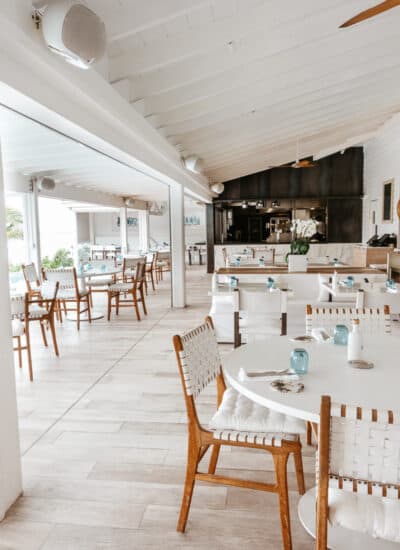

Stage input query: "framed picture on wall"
[{"left": 382, "top": 179, "right": 394, "bottom": 223}]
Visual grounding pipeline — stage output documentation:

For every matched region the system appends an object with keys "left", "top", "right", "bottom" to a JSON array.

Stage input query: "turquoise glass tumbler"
[
  {"left": 290, "top": 348, "right": 309, "bottom": 375},
  {"left": 267, "top": 277, "right": 275, "bottom": 289},
  {"left": 334, "top": 324, "right": 349, "bottom": 345}
]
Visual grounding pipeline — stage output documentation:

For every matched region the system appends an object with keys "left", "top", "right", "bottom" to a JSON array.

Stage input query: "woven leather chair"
[
  {"left": 22, "top": 263, "right": 41, "bottom": 298},
  {"left": 306, "top": 305, "right": 391, "bottom": 336},
  {"left": 173, "top": 316, "right": 305, "bottom": 549},
  {"left": 43, "top": 268, "right": 91, "bottom": 330},
  {"left": 107, "top": 261, "right": 147, "bottom": 321},
  {"left": 316, "top": 395, "right": 400, "bottom": 547}
]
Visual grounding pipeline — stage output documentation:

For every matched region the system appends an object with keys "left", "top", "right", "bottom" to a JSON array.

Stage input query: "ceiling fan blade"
[{"left": 340, "top": 0, "right": 400, "bottom": 28}]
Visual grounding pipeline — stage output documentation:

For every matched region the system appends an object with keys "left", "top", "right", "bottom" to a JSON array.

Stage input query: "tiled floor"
[{"left": 1, "top": 267, "right": 314, "bottom": 549}]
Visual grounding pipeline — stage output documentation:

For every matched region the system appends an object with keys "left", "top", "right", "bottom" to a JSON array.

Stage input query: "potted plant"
[{"left": 286, "top": 219, "right": 317, "bottom": 272}]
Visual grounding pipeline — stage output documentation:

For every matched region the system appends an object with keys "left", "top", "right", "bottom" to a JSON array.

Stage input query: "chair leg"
[
  {"left": 107, "top": 292, "right": 112, "bottom": 321},
  {"left": 177, "top": 440, "right": 201, "bottom": 533},
  {"left": 89, "top": 291, "right": 93, "bottom": 308},
  {"left": 306, "top": 421, "right": 313, "bottom": 446},
  {"left": 87, "top": 296, "right": 92, "bottom": 324},
  {"left": 49, "top": 316, "right": 59, "bottom": 357},
  {"left": 293, "top": 448, "right": 305, "bottom": 495},
  {"left": 140, "top": 288, "right": 147, "bottom": 315},
  {"left": 144, "top": 278, "right": 148, "bottom": 296},
  {"left": 25, "top": 325, "right": 33, "bottom": 382},
  {"left": 17, "top": 336, "right": 23, "bottom": 368},
  {"left": 273, "top": 452, "right": 292, "bottom": 550},
  {"left": 116, "top": 294, "right": 120, "bottom": 316},
  {"left": 40, "top": 321, "right": 48, "bottom": 347},
  {"left": 208, "top": 444, "right": 221, "bottom": 474},
  {"left": 133, "top": 295, "right": 141, "bottom": 321},
  {"left": 77, "top": 299, "right": 81, "bottom": 331},
  {"left": 150, "top": 271, "right": 155, "bottom": 291}
]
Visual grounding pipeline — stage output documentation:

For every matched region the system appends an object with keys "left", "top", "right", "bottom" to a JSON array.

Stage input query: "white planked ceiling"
[
  {"left": 0, "top": 106, "right": 168, "bottom": 201},
  {"left": 84, "top": 0, "right": 400, "bottom": 182}
]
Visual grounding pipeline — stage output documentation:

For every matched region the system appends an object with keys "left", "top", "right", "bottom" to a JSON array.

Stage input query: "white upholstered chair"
[
  {"left": 306, "top": 305, "right": 391, "bottom": 336},
  {"left": 234, "top": 287, "right": 288, "bottom": 347},
  {"left": 22, "top": 262, "right": 41, "bottom": 298},
  {"left": 316, "top": 395, "right": 400, "bottom": 547},
  {"left": 173, "top": 317, "right": 305, "bottom": 549}
]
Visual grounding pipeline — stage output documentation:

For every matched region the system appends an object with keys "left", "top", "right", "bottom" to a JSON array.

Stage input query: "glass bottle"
[{"left": 347, "top": 319, "right": 362, "bottom": 361}]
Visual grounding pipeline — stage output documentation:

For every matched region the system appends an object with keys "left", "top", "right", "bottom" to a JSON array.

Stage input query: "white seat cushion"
[
  {"left": 87, "top": 277, "right": 113, "bottom": 287},
  {"left": 58, "top": 289, "right": 88, "bottom": 300},
  {"left": 109, "top": 282, "right": 132, "bottom": 292},
  {"left": 328, "top": 488, "right": 400, "bottom": 543},
  {"left": 209, "top": 388, "right": 306, "bottom": 434},
  {"left": 12, "top": 319, "right": 25, "bottom": 337},
  {"left": 29, "top": 306, "right": 48, "bottom": 319}
]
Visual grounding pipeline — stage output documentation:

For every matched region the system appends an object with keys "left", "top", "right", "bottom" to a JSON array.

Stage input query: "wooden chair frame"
[
  {"left": 173, "top": 316, "right": 305, "bottom": 550},
  {"left": 12, "top": 293, "right": 33, "bottom": 381},
  {"left": 107, "top": 261, "right": 147, "bottom": 321},
  {"left": 22, "top": 262, "right": 41, "bottom": 299},
  {"left": 156, "top": 252, "right": 171, "bottom": 282},
  {"left": 145, "top": 252, "right": 158, "bottom": 294},
  {"left": 30, "top": 282, "right": 60, "bottom": 359}
]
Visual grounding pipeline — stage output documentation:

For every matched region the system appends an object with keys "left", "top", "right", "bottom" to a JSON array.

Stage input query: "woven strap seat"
[
  {"left": 109, "top": 282, "right": 132, "bottom": 292},
  {"left": 209, "top": 387, "right": 305, "bottom": 435},
  {"left": 212, "top": 429, "right": 299, "bottom": 447},
  {"left": 28, "top": 306, "right": 48, "bottom": 319},
  {"left": 86, "top": 277, "right": 113, "bottom": 287},
  {"left": 57, "top": 289, "right": 88, "bottom": 300}
]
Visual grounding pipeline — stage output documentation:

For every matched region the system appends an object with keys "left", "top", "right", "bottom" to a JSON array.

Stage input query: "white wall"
[
  {"left": 184, "top": 200, "right": 206, "bottom": 245},
  {"left": 363, "top": 115, "right": 400, "bottom": 242},
  {"left": 149, "top": 209, "right": 170, "bottom": 247},
  {"left": 76, "top": 212, "right": 90, "bottom": 243},
  {"left": 92, "top": 211, "right": 141, "bottom": 251}
]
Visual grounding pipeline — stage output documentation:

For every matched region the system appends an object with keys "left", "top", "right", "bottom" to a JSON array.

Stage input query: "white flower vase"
[{"left": 288, "top": 254, "right": 308, "bottom": 272}]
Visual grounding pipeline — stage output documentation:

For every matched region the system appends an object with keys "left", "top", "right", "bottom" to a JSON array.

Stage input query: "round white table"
[
  {"left": 69, "top": 268, "right": 123, "bottom": 321},
  {"left": 223, "top": 335, "right": 400, "bottom": 424},
  {"left": 223, "top": 335, "right": 400, "bottom": 550}
]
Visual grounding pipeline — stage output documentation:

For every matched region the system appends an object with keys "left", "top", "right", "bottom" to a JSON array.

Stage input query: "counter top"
[{"left": 216, "top": 265, "right": 381, "bottom": 275}]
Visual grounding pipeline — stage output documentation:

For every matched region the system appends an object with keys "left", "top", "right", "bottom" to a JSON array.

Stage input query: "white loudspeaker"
[
  {"left": 184, "top": 155, "right": 204, "bottom": 174},
  {"left": 37, "top": 177, "right": 56, "bottom": 191},
  {"left": 41, "top": 1, "right": 106, "bottom": 69},
  {"left": 124, "top": 198, "right": 136, "bottom": 208},
  {"left": 211, "top": 182, "right": 224, "bottom": 194}
]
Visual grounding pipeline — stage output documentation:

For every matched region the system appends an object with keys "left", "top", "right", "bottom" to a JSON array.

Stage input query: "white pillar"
[
  {"left": 120, "top": 206, "right": 128, "bottom": 255},
  {"left": 0, "top": 140, "right": 23, "bottom": 520},
  {"left": 169, "top": 184, "right": 186, "bottom": 308},
  {"left": 138, "top": 209, "right": 150, "bottom": 252},
  {"left": 88, "top": 212, "right": 95, "bottom": 244},
  {"left": 24, "top": 181, "right": 41, "bottom": 275}
]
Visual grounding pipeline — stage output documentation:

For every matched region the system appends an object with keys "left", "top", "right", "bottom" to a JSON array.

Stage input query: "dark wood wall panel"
[
  {"left": 327, "top": 198, "right": 362, "bottom": 243},
  {"left": 218, "top": 147, "right": 363, "bottom": 200},
  {"left": 206, "top": 204, "right": 215, "bottom": 273}
]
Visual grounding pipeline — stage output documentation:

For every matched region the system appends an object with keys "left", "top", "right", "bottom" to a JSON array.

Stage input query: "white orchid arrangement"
[{"left": 290, "top": 219, "right": 317, "bottom": 239}]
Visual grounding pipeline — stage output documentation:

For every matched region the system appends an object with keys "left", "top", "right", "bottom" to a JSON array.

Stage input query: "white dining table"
[
  {"left": 71, "top": 267, "right": 123, "bottom": 321},
  {"left": 223, "top": 335, "right": 400, "bottom": 549}
]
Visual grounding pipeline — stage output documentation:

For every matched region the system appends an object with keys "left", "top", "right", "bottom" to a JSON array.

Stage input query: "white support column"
[
  {"left": 120, "top": 206, "right": 128, "bottom": 255},
  {"left": 88, "top": 212, "right": 95, "bottom": 244},
  {"left": 0, "top": 139, "right": 23, "bottom": 520},
  {"left": 24, "top": 181, "right": 41, "bottom": 275},
  {"left": 169, "top": 184, "right": 186, "bottom": 308},
  {"left": 138, "top": 209, "right": 150, "bottom": 252}
]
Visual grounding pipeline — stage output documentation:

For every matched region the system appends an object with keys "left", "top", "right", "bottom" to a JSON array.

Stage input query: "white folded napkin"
[
  {"left": 238, "top": 367, "right": 299, "bottom": 382},
  {"left": 311, "top": 328, "right": 331, "bottom": 343},
  {"left": 387, "top": 287, "right": 398, "bottom": 294}
]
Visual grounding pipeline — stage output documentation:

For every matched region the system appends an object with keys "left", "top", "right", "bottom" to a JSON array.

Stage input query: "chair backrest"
[
  {"left": 173, "top": 317, "right": 222, "bottom": 400},
  {"left": 356, "top": 288, "right": 400, "bottom": 312},
  {"left": 10, "top": 293, "right": 28, "bottom": 320},
  {"left": 22, "top": 263, "right": 40, "bottom": 289},
  {"left": 316, "top": 395, "right": 400, "bottom": 547},
  {"left": 43, "top": 268, "right": 77, "bottom": 291},
  {"left": 135, "top": 261, "right": 146, "bottom": 289},
  {"left": 306, "top": 305, "right": 391, "bottom": 336},
  {"left": 235, "top": 288, "right": 288, "bottom": 345},
  {"left": 254, "top": 249, "right": 275, "bottom": 264}
]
